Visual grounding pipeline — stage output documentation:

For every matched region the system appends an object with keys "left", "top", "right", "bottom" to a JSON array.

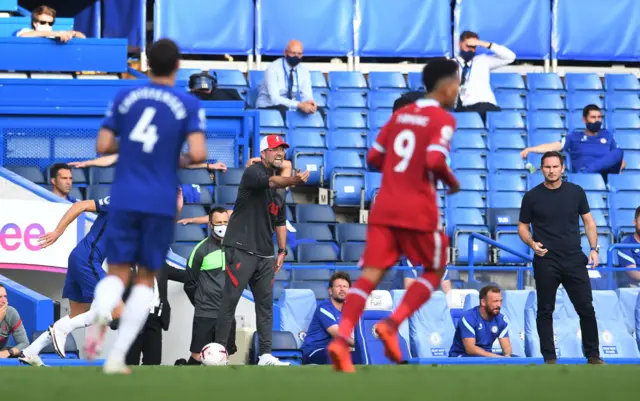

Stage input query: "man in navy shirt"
[
  {"left": 617, "top": 206, "right": 640, "bottom": 288},
  {"left": 301, "top": 272, "right": 353, "bottom": 364},
  {"left": 90, "top": 38, "right": 207, "bottom": 375},
  {"left": 49, "top": 163, "right": 77, "bottom": 202},
  {"left": 521, "top": 104, "right": 625, "bottom": 180},
  {"left": 449, "top": 285, "right": 512, "bottom": 357}
]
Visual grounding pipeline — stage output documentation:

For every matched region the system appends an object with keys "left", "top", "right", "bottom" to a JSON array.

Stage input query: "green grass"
[{"left": 2, "top": 365, "right": 638, "bottom": 401}]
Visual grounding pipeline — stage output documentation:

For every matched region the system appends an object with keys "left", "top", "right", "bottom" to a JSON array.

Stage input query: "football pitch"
[{"left": 3, "top": 364, "right": 637, "bottom": 401}]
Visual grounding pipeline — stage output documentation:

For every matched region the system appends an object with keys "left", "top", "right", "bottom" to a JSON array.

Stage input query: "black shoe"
[
  {"left": 587, "top": 357, "right": 605, "bottom": 365},
  {"left": 174, "top": 358, "right": 187, "bottom": 366}
]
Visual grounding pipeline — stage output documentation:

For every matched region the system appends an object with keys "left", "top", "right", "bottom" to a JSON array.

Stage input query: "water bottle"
[{"left": 525, "top": 162, "right": 536, "bottom": 174}]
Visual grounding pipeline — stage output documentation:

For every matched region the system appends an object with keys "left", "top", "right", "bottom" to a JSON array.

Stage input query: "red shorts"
[{"left": 360, "top": 225, "right": 449, "bottom": 271}]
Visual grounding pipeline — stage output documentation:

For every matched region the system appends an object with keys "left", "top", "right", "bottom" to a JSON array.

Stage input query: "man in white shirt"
[
  {"left": 15, "top": 5, "right": 86, "bottom": 41},
  {"left": 455, "top": 31, "right": 516, "bottom": 121},
  {"left": 255, "top": 39, "right": 318, "bottom": 120}
]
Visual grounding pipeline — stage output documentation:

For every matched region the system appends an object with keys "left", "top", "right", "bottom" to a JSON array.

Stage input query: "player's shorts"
[
  {"left": 361, "top": 225, "right": 449, "bottom": 272},
  {"left": 105, "top": 210, "right": 175, "bottom": 271},
  {"left": 62, "top": 249, "right": 106, "bottom": 304},
  {"left": 302, "top": 348, "right": 330, "bottom": 365}
]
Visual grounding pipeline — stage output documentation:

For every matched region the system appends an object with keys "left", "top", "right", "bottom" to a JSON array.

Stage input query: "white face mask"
[
  {"left": 35, "top": 23, "right": 53, "bottom": 32},
  {"left": 213, "top": 224, "right": 227, "bottom": 238}
]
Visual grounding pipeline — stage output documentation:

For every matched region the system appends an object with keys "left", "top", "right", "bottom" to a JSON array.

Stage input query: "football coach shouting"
[
  {"left": 517, "top": 151, "right": 604, "bottom": 365},
  {"left": 214, "top": 134, "right": 309, "bottom": 366}
]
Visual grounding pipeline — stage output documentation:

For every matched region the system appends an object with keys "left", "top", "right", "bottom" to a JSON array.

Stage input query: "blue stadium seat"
[
  {"left": 313, "top": 90, "right": 328, "bottom": 108},
  {"left": 488, "top": 173, "right": 526, "bottom": 193},
  {"left": 488, "top": 192, "right": 523, "bottom": 208},
  {"left": 328, "top": 72, "right": 368, "bottom": 91},
  {"left": 408, "top": 291, "right": 455, "bottom": 358},
  {"left": 274, "top": 279, "right": 289, "bottom": 297},
  {"left": 609, "top": 192, "right": 640, "bottom": 213},
  {"left": 335, "top": 223, "right": 367, "bottom": 243},
  {"left": 326, "top": 150, "right": 365, "bottom": 179},
  {"left": 275, "top": 269, "right": 291, "bottom": 282},
  {"left": 327, "top": 130, "right": 367, "bottom": 150},
  {"left": 487, "top": 111, "right": 526, "bottom": 133},
  {"left": 214, "top": 185, "right": 238, "bottom": 205},
  {"left": 214, "top": 168, "right": 244, "bottom": 186},
  {"left": 294, "top": 223, "right": 334, "bottom": 242},
  {"left": 528, "top": 131, "right": 564, "bottom": 147},
  {"left": 180, "top": 205, "right": 206, "bottom": 220},
  {"left": 567, "top": 110, "right": 592, "bottom": 132},
  {"left": 611, "top": 209, "right": 635, "bottom": 238},
  {"left": 178, "top": 169, "right": 212, "bottom": 186},
  {"left": 457, "top": 173, "right": 486, "bottom": 192},
  {"left": 527, "top": 111, "right": 566, "bottom": 131},
  {"left": 327, "top": 91, "right": 368, "bottom": 110},
  {"left": 354, "top": 308, "right": 411, "bottom": 364},
  {"left": 289, "top": 129, "right": 327, "bottom": 150},
  {"left": 580, "top": 234, "right": 612, "bottom": 265},
  {"left": 328, "top": 111, "right": 368, "bottom": 130},
  {"left": 450, "top": 151, "right": 487, "bottom": 172},
  {"left": 277, "top": 289, "right": 317, "bottom": 347},
  {"left": 368, "top": 91, "right": 404, "bottom": 110},
  {"left": 499, "top": 290, "right": 532, "bottom": 356},
  {"left": 495, "top": 232, "right": 532, "bottom": 264},
  {"left": 565, "top": 73, "right": 603, "bottom": 92},
  {"left": 259, "top": 109, "right": 286, "bottom": 128},
  {"left": 368, "top": 72, "right": 407, "bottom": 91},
  {"left": 68, "top": 168, "right": 88, "bottom": 185},
  {"left": 608, "top": 174, "right": 640, "bottom": 192},
  {"left": 293, "top": 268, "right": 332, "bottom": 281},
  {"left": 296, "top": 243, "right": 339, "bottom": 263},
  {"left": 6, "top": 166, "right": 45, "bottom": 184},
  {"left": 452, "top": 112, "right": 485, "bottom": 130},
  {"left": 452, "top": 131, "right": 486, "bottom": 151},
  {"left": 527, "top": 174, "right": 545, "bottom": 189},
  {"left": 567, "top": 173, "right": 606, "bottom": 192},
  {"left": 585, "top": 192, "right": 607, "bottom": 210},
  {"left": 527, "top": 92, "right": 566, "bottom": 111},
  {"left": 340, "top": 243, "right": 365, "bottom": 262},
  {"left": 578, "top": 209, "right": 609, "bottom": 229},
  {"left": 606, "top": 93, "right": 640, "bottom": 111},
  {"left": 624, "top": 151, "right": 640, "bottom": 171},
  {"left": 170, "top": 243, "right": 193, "bottom": 260},
  {"left": 295, "top": 204, "right": 337, "bottom": 223},
  {"left": 287, "top": 111, "right": 326, "bottom": 129},
  {"left": 289, "top": 281, "right": 330, "bottom": 300},
  {"left": 310, "top": 71, "right": 328, "bottom": 88},
  {"left": 332, "top": 172, "right": 365, "bottom": 207},
  {"left": 365, "top": 172, "right": 382, "bottom": 203},
  {"left": 447, "top": 191, "right": 486, "bottom": 209},
  {"left": 174, "top": 224, "right": 205, "bottom": 243},
  {"left": 407, "top": 72, "right": 423, "bottom": 91},
  {"left": 210, "top": 69, "right": 248, "bottom": 88},
  {"left": 566, "top": 92, "right": 604, "bottom": 112},
  {"left": 615, "top": 288, "right": 640, "bottom": 337},
  {"left": 488, "top": 133, "right": 527, "bottom": 151},
  {"left": 90, "top": 167, "right": 115, "bottom": 184},
  {"left": 495, "top": 92, "right": 526, "bottom": 110},
  {"left": 609, "top": 111, "right": 640, "bottom": 131},
  {"left": 391, "top": 290, "right": 412, "bottom": 357},
  {"left": 248, "top": 70, "right": 264, "bottom": 88},
  {"left": 249, "top": 331, "right": 302, "bottom": 365},
  {"left": 527, "top": 73, "right": 564, "bottom": 92},
  {"left": 369, "top": 110, "right": 393, "bottom": 130},
  {"left": 293, "top": 148, "right": 325, "bottom": 186},
  {"left": 85, "top": 185, "right": 111, "bottom": 200},
  {"left": 490, "top": 73, "right": 526, "bottom": 93},
  {"left": 176, "top": 68, "right": 202, "bottom": 81},
  {"left": 604, "top": 74, "right": 640, "bottom": 92},
  {"left": 636, "top": 295, "right": 640, "bottom": 351},
  {"left": 488, "top": 151, "right": 526, "bottom": 173}
]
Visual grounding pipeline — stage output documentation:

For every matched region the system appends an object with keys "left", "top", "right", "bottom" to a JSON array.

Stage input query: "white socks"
[
  {"left": 56, "top": 308, "right": 113, "bottom": 333},
  {"left": 93, "top": 275, "right": 125, "bottom": 321},
  {"left": 108, "top": 285, "right": 153, "bottom": 364}
]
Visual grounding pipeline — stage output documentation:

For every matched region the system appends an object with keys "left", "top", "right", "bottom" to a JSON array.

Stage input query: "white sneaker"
[
  {"left": 49, "top": 324, "right": 68, "bottom": 358},
  {"left": 258, "top": 354, "right": 291, "bottom": 366},
  {"left": 18, "top": 352, "right": 46, "bottom": 367},
  {"left": 103, "top": 358, "right": 132, "bottom": 375}
]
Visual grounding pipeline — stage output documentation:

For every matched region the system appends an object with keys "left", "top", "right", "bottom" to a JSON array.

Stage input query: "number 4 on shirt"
[{"left": 130, "top": 107, "right": 159, "bottom": 153}]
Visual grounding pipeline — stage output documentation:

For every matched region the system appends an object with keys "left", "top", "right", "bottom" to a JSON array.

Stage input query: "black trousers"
[
  {"left": 126, "top": 315, "right": 163, "bottom": 366},
  {"left": 456, "top": 102, "right": 501, "bottom": 123},
  {"left": 259, "top": 105, "right": 326, "bottom": 121},
  {"left": 533, "top": 254, "right": 600, "bottom": 360},
  {"left": 215, "top": 247, "right": 275, "bottom": 355},
  {"left": 190, "top": 316, "right": 238, "bottom": 355}
]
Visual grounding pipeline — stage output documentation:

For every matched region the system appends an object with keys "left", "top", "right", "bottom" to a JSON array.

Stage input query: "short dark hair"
[
  {"left": 479, "top": 284, "right": 501, "bottom": 300},
  {"left": 146, "top": 39, "right": 180, "bottom": 77},
  {"left": 209, "top": 206, "right": 228, "bottom": 223},
  {"left": 329, "top": 271, "right": 351, "bottom": 288},
  {"left": 0, "top": 283, "right": 5, "bottom": 290},
  {"left": 50, "top": 163, "right": 71, "bottom": 179},
  {"left": 541, "top": 151, "right": 565, "bottom": 167},
  {"left": 422, "top": 58, "right": 459, "bottom": 93},
  {"left": 459, "top": 31, "right": 479, "bottom": 42},
  {"left": 635, "top": 206, "right": 640, "bottom": 220},
  {"left": 582, "top": 104, "right": 601, "bottom": 118}
]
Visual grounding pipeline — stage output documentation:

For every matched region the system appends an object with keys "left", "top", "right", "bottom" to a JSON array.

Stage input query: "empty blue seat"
[
  {"left": 495, "top": 92, "right": 525, "bottom": 110},
  {"left": 487, "top": 111, "right": 525, "bottom": 133},
  {"left": 90, "top": 167, "right": 115, "bottom": 184},
  {"left": 178, "top": 169, "right": 212, "bottom": 186},
  {"left": 328, "top": 72, "right": 368, "bottom": 91},
  {"left": 214, "top": 168, "right": 245, "bottom": 186},
  {"left": 180, "top": 205, "right": 206, "bottom": 220},
  {"left": 368, "top": 91, "right": 404, "bottom": 110},
  {"left": 295, "top": 204, "right": 337, "bottom": 223},
  {"left": 580, "top": 234, "right": 612, "bottom": 265},
  {"left": 450, "top": 151, "right": 487, "bottom": 172},
  {"left": 310, "top": 71, "right": 327, "bottom": 88},
  {"left": 447, "top": 192, "right": 486, "bottom": 209},
  {"left": 176, "top": 68, "right": 202, "bottom": 81},
  {"left": 289, "top": 129, "right": 327, "bottom": 149},
  {"left": 567, "top": 173, "right": 606, "bottom": 192},
  {"left": 609, "top": 174, "right": 640, "bottom": 192},
  {"left": 579, "top": 209, "right": 609, "bottom": 228},
  {"left": 288, "top": 111, "right": 325, "bottom": 129},
  {"left": 495, "top": 232, "right": 531, "bottom": 264},
  {"left": 609, "top": 112, "right": 640, "bottom": 131},
  {"left": 567, "top": 92, "right": 604, "bottom": 112},
  {"left": 174, "top": 224, "right": 205, "bottom": 243},
  {"left": 294, "top": 223, "right": 334, "bottom": 242},
  {"left": 214, "top": 185, "right": 238, "bottom": 205},
  {"left": 527, "top": 92, "right": 566, "bottom": 111},
  {"left": 210, "top": 69, "right": 248, "bottom": 88},
  {"left": 327, "top": 92, "right": 367, "bottom": 110},
  {"left": 340, "top": 243, "right": 365, "bottom": 262},
  {"left": 326, "top": 150, "right": 365, "bottom": 179},
  {"left": 605, "top": 74, "right": 640, "bottom": 92},
  {"left": 7, "top": 166, "right": 44, "bottom": 183},
  {"left": 585, "top": 192, "right": 607, "bottom": 210},
  {"left": 407, "top": 72, "right": 423, "bottom": 91},
  {"left": 488, "top": 192, "right": 523, "bottom": 208},
  {"left": 452, "top": 112, "right": 484, "bottom": 130},
  {"left": 490, "top": 73, "right": 526, "bottom": 92},
  {"left": 528, "top": 131, "right": 564, "bottom": 147},
  {"left": 332, "top": 173, "right": 365, "bottom": 207},
  {"left": 527, "top": 111, "right": 566, "bottom": 131},
  {"left": 612, "top": 209, "right": 635, "bottom": 238},
  {"left": 488, "top": 173, "right": 526, "bottom": 192},
  {"left": 447, "top": 208, "right": 487, "bottom": 238},
  {"left": 565, "top": 73, "right": 603, "bottom": 92},
  {"left": 289, "top": 281, "right": 329, "bottom": 300},
  {"left": 328, "top": 111, "right": 368, "bottom": 130},
  {"left": 313, "top": 90, "right": 328, "bottom": 108},
  {"left": 259, "top": 109, "right": 285, "bottom": 128},
  {"left": 85, "top": 185, "right": 111, "bottom": 200},
  {"left": 488, "top": 152, "right": 526, "bottom": 173},
  {"left": 277, "top": 289, "right": 317, "bottom": 347},
  {"left": 615, "top": 288, "right": 640, "bottom": 336},
  {"left": 293, "top": 268, "right": 332, "bottom": 281},
  {"left": 335, "top": 223, "right": 367, "bottom": 243},
  {"left": 527, "top": 73, "right": 564, "bottom": 92},
  {"left": 527, "top": 174, "right": 545, "bottom": 189},
  {"left": 248, "top": 70, "right": 264, "bottom": 88},
  {"left": 328, "top": 130, "right": 367, "bottom": 150},
  {"left": 369, "top": 110, "right": 393, "bottom": 130},
  {"left": 365, "top": 172, "right": 382, "bottom": 203},
  {"left": 452, "top": 132, "right": 486, "bottom": 151},
  {"left": 171, "top": 243, "right": 194, "bottom": 260},
  {"left": 293, "top": 148, "right": 325, "bottom": 186},
  {"left": 624, "top": 151, "right": 640, "bottom": 171},
  {"left": 68, "top": 168, "right": 88, "bottom": 185},
  {"left": 368, "top": 72, "right": 407, "bottom": 91},
  {"left": 609, "top": 192, "right": 640, "bottom": 212},
  {"left": 488, "top": 133, "right": 526, "bottom": 151},
  {"left": 408, "top": 291, "right": 455, "bottom": 358},
  {"left": 606, "top": 93, "right": 640, "bottom": 111},
  {"left": 296, "top": 243, "right": 339, "bottom": 263},
  {"left": 457, "top": 173, "right": 486, "bottom": 191}
]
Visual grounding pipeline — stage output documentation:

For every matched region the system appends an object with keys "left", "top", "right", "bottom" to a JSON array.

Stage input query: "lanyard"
[
  {"left": 458, "top": 59, "right": 473, "bottom": 84},
  {"left": 282, "top": 58, "right": 301, "bottom": 101}
]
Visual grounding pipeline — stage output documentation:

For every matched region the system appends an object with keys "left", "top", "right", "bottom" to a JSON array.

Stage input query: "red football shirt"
[{"left": 367, "top": 98, "right": 457, "bottom": 232}]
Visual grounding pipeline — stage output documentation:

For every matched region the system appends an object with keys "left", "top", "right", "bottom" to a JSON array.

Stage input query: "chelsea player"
[{"left": 89, "top": 38, "right": 207, "bottom": 374}]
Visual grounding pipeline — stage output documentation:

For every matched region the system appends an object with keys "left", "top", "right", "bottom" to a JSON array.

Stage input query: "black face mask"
[
  {"left": 460, "top": 50, "right": 475, "bottom": 62},
  {"left": 285, "top": 56, "right": 301, "bottom": 67}
]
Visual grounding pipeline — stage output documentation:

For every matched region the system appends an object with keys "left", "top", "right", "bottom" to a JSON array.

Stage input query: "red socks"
[
  {"left": 337, "top": 277, "right": 377, "bottom": 339},
  {"left": 389, "top": 271, "right": 440, "bottom": 327}
]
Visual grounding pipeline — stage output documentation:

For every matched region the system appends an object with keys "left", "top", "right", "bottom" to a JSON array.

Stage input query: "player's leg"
[
  {"left": 377, "top": 230, "right": 449, "bottom": 363},
  {"left": 188, "top": 317, "right": 216, "bottom": 365},
  {"left": 140, "top": 317, "right": 163, "bottom": 365},
  {"left": 328, "top": 224, "right": 400, "bottom": 372}
]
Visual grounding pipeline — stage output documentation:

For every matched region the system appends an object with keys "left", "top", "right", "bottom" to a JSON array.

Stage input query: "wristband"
[{"left": 278, "top": 248, "right": 288, "bottom": 256}]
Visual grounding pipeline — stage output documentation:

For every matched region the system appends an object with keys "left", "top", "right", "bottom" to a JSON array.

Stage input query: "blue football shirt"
[
  {"left": 72, "top": 196, "right": 110, "bottom": 267},
  {"left": 101, "top": 83, "right": 205, "bottom": 217},
  {"left": 449, "top": 306, "right": 509, "bottom": 357},
  {"left": 562, "top": 129, "right": 618, "bottom": 173},
  {"left": 301, "top": 299, "right": 342, "bottom": 357}
]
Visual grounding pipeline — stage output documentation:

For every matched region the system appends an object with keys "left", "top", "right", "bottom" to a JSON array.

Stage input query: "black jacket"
[
  {"left": 184, "top": 235, "right": 226, "bottom": 318},
  {"left": 393, "top": 91, "right": 426, "bottom": 112}
]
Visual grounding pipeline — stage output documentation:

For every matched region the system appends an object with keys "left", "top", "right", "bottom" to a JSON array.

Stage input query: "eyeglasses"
[{"left": 36, "top": 20, "right": 54, "bottom": 26}]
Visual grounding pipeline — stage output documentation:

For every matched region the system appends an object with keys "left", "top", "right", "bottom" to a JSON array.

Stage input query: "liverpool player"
[{"left": 328, "top": 58, "right": 461, "bottom": 373}]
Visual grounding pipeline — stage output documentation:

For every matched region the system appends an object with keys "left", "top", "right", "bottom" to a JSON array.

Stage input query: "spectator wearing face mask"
[
  {"left": 15, "top": 5, "right": 86, "bottom": 42},
  {"left": 182, "top": 207, "right": 237, "bottom": 365},
  {"left": 521, "top": 104, "right": 625, "bottom": 180},
  {"left": 255, "top": 39, "right": 318, "bottom": 120},
  {"left": 188, "top": 72, "right": 243, "bottom": 102},
  {"left": 454, "top": 31, "right": 515, "bottom": 121}
]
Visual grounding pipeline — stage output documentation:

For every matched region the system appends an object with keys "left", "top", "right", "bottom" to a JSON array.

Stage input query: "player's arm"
[
  {"left": 184, "top": 242, "right": 205, "bottom": 305},
  {"left": 38, "top": 199, "right": 99, "bottom": 248},
  {"left": 96, "top": 128, "right": 118, "bottom": 155},
  {"left": 0, "top": 308, "right": 28, "bottom": 358},
  {"left": 318, "top": 308, "right": 355, "bottom": 346},
  {"left": 497, "top": 318, "right": 512, "bottom": 357},
  {"left": 366, "top": 123, "right": 391, "bottom": 171},
  {"left": 425, "top": 115, "right": 459, "bottom": 193},
  {"left": 460, "top": 316, "right": 503, "bottom": 357},
  {"left": 242, "top": 165, "right": 308, "bottom": 189},
  {"left": 69, "top": 154, "right": 119, "bottom": 168},
  {"left": 181, "top": 107, "right": 208, "bottom": 166}
]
